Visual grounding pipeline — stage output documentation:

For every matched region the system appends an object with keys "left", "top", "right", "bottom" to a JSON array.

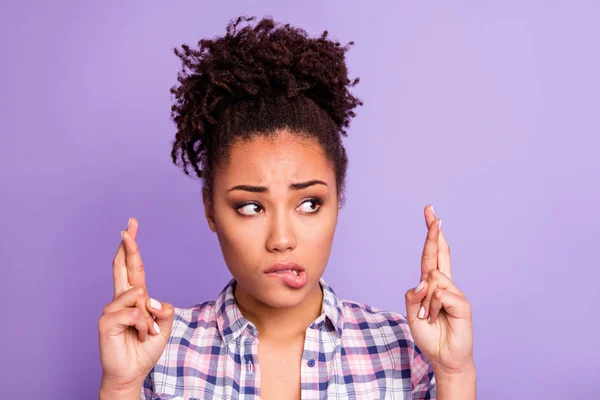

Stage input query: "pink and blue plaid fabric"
[{"left": 141, "top": 278, "right": 436, "bottom": 399}]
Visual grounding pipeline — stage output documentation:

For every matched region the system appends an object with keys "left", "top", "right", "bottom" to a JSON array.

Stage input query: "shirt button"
[{"left": 307, "top": 358, "right": 315, "bottom": 367}]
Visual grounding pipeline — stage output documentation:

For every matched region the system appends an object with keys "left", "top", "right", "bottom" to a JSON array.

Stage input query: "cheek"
[
  {"left": 301, "top": 211, "right": 337, "bottom": 258},
  {"left": 219, "top": 225, "right": 261, "bottom": 259},
  {"left": 213, "top": 209, "right": 262, "bottom": 269}
]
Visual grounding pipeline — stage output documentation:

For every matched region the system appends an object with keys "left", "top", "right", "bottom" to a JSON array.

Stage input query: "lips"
[{"left": 264, "top": 262, "right": 308, "bottom": 289}]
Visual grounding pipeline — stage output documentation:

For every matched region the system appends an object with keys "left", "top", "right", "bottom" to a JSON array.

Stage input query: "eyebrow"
[{"left": 227, "top": 179, "right": 328, "bottom": 193}]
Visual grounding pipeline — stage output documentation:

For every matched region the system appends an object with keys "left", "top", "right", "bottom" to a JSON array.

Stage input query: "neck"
[{"left": 234, "top": 280, "right": 324, "bottom": 340}]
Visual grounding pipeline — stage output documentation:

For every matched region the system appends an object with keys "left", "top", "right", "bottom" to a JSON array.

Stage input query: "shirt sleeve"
[
  {"left": 411, "top": 343, "right": 436, "bottom": 399},
  {"left": 140, "top": 371, "right": 154, "bottom": 400}
]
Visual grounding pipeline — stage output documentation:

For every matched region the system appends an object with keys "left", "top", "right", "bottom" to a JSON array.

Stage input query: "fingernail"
[
  {"left": 430, "top": 205, "right": 435, "bottom": 216},
  {"left": 428, "top": 316, "right": 431, "bottom": 323},
  {"left": 150, "top": 298, "right": 162, "bottom": 310},
  {"left": 121, "top": 231, "right": 125, "bottom": 241},
  {"left": 414, "top": 281, "right": 425, "bottom": 293},
  {"left": 154, "top": 321, "right": 161, "bottom": 334},
  {"left": 439, "top": 219, "right": 442, "bottom": 230},
  {"left": 418, "top": 306, "right": 425, "bottom": 319},
  {"left": 127, "top": 217, "right": 132, "bottom": 229},
  {"left": 145, "top": 334, "right": 149, "bottom": 341}
]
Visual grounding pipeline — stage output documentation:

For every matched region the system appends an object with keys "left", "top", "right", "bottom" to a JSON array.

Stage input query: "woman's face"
[{"left": 203, "top": 129, "right": 339, "bottom": 308}]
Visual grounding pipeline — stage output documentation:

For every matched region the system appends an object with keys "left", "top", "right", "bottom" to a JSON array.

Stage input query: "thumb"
[
  {"left": 146, "top": 298, "right": 175, "bottom": 340},
  {"left": 405, "top": 280, "right": 428, "bottom": 324}
]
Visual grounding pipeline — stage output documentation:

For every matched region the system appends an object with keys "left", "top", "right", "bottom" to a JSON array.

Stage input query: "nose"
[{"left": 266, "top": 210, "right": 297, "bottom": 252}]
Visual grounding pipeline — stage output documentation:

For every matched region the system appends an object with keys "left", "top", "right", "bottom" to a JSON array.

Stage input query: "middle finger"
[
  {"left": 122, "top": 228, "right": 146, "bottom": 288},
  {"left": 420, "top": 205, "right": 441, "bottom": 282},
  {"left": 112, "top": 217, "right": 139, "bottom": 298},
  {"left": 427, "top": 205, "right": 452, "bottom": 279},
  {"left": 121, "top": 223, "right": 155, "bottom": 326}
]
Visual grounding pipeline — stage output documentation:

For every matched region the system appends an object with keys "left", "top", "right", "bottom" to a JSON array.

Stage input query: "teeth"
[{"left": 274, "top": 269, "right": 300, "bottom": 275}]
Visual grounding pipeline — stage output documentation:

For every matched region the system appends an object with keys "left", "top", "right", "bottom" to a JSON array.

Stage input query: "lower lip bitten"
[{"left": 266, "top": 269, "right": 308, "bottom": 288}]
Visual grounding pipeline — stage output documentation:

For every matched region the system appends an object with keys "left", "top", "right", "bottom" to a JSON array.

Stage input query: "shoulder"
[
  {"left": 169, "top": 300, "right": 218, "bottom": 339},
  {"left": 144, "top": 300, "right": 221, "bottom": 396},
  {"left": 339, "top": 298, "right": 435, "bottom": 388},
  {"left": 340, "top": 298, "right": 414, "bottom": 346}
]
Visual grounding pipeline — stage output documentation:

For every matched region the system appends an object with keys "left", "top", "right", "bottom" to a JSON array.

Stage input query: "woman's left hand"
[{"left": 405, "top": 205, "right": 474, "bottom": 376}]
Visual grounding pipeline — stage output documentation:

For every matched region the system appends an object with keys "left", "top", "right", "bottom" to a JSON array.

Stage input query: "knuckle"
[
  {"left": 165, "top": 303, "right": 175, "bottom": 316},
  {"left": 434, "top": 289, "right": 444, "bottom": 300},
  {"left": 97, "top": 316, "right": 106, "bottom": 331},
  {"left": 131, "top": 307, "right": 141, "bottom": 319},
  {"left": 135, "top": 285, "right": 147, "bottom": 297}
]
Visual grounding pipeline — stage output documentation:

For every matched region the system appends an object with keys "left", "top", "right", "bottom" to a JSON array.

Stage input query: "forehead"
[{"left": 217, "top": 131, "right": 334, "bottom": 186}]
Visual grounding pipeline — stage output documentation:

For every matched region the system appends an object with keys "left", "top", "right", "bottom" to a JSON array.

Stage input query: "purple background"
[{"left": 1, "top": 1, "right": 598, "bottom": 398}]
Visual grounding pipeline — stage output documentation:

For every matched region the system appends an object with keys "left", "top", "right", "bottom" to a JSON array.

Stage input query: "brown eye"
[
  {"left": 297, "top": 198, "right": 322, "bottom": 213},
  {"left": 237, "top": 203, "right": 263, "bottom": 216}
]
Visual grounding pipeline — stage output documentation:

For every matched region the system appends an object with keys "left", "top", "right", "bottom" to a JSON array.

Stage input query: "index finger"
[
  {"left": 420, "top": 205, "right": 441, "bottom": 282},
  {"left": 121, "top": 221, "right": 146, "bottom": 288},
  {"left": 112, "top": 217, "right": 139, "bottom": 298}
]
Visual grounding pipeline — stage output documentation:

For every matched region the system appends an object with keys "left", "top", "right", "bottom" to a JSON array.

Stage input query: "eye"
[
  {"left": 297, "top": 198, "right": 323, "bottom": 214},
  {"left": 237, "top": 202, "right": 263, "bottom": 216}
]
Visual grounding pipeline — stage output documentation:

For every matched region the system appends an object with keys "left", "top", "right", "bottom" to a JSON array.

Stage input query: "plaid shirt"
[{"left": 141, "top": 278, "right": 436, "bottom": 399}]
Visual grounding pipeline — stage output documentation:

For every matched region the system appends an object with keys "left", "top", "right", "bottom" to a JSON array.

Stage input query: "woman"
[{"left": 98, "top": 15, "right": 476, "bottom": 400}]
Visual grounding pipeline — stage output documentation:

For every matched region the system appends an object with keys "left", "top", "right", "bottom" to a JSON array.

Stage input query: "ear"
[{"left": 202, "top": 187, "right": 217, "bottom": 232}]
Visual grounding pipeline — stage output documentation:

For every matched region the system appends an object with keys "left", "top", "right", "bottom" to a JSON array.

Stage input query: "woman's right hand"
[{"left": 98, "top": 217, "right": 175, "bottom": 395}]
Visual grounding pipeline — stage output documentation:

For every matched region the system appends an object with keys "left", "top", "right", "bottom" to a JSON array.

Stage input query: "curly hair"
[{"left": 169, "top": 15, "right": 363, "bottom": 208}]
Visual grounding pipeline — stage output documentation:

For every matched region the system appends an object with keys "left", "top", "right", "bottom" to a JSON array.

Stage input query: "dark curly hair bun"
[{"left": 170, "top": 15, "right": 363, "bottom": 206}]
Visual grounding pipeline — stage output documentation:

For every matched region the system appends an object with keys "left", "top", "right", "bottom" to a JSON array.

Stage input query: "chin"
[
  {"left": 243, "top": 274, "right": 318, "bottom": 309},
  {"left": 261, "top": 290, "right": 308, "bottom": 308}
]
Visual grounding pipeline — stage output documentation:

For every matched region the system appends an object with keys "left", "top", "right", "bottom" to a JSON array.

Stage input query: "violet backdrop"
[{"left": 1, "top": 1, "right": 598, "bottom": 398}]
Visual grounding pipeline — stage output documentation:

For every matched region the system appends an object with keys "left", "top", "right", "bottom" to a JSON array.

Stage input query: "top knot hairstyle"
[{"left": 169, "top": 15, "right": 363, "bottom": 207}]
